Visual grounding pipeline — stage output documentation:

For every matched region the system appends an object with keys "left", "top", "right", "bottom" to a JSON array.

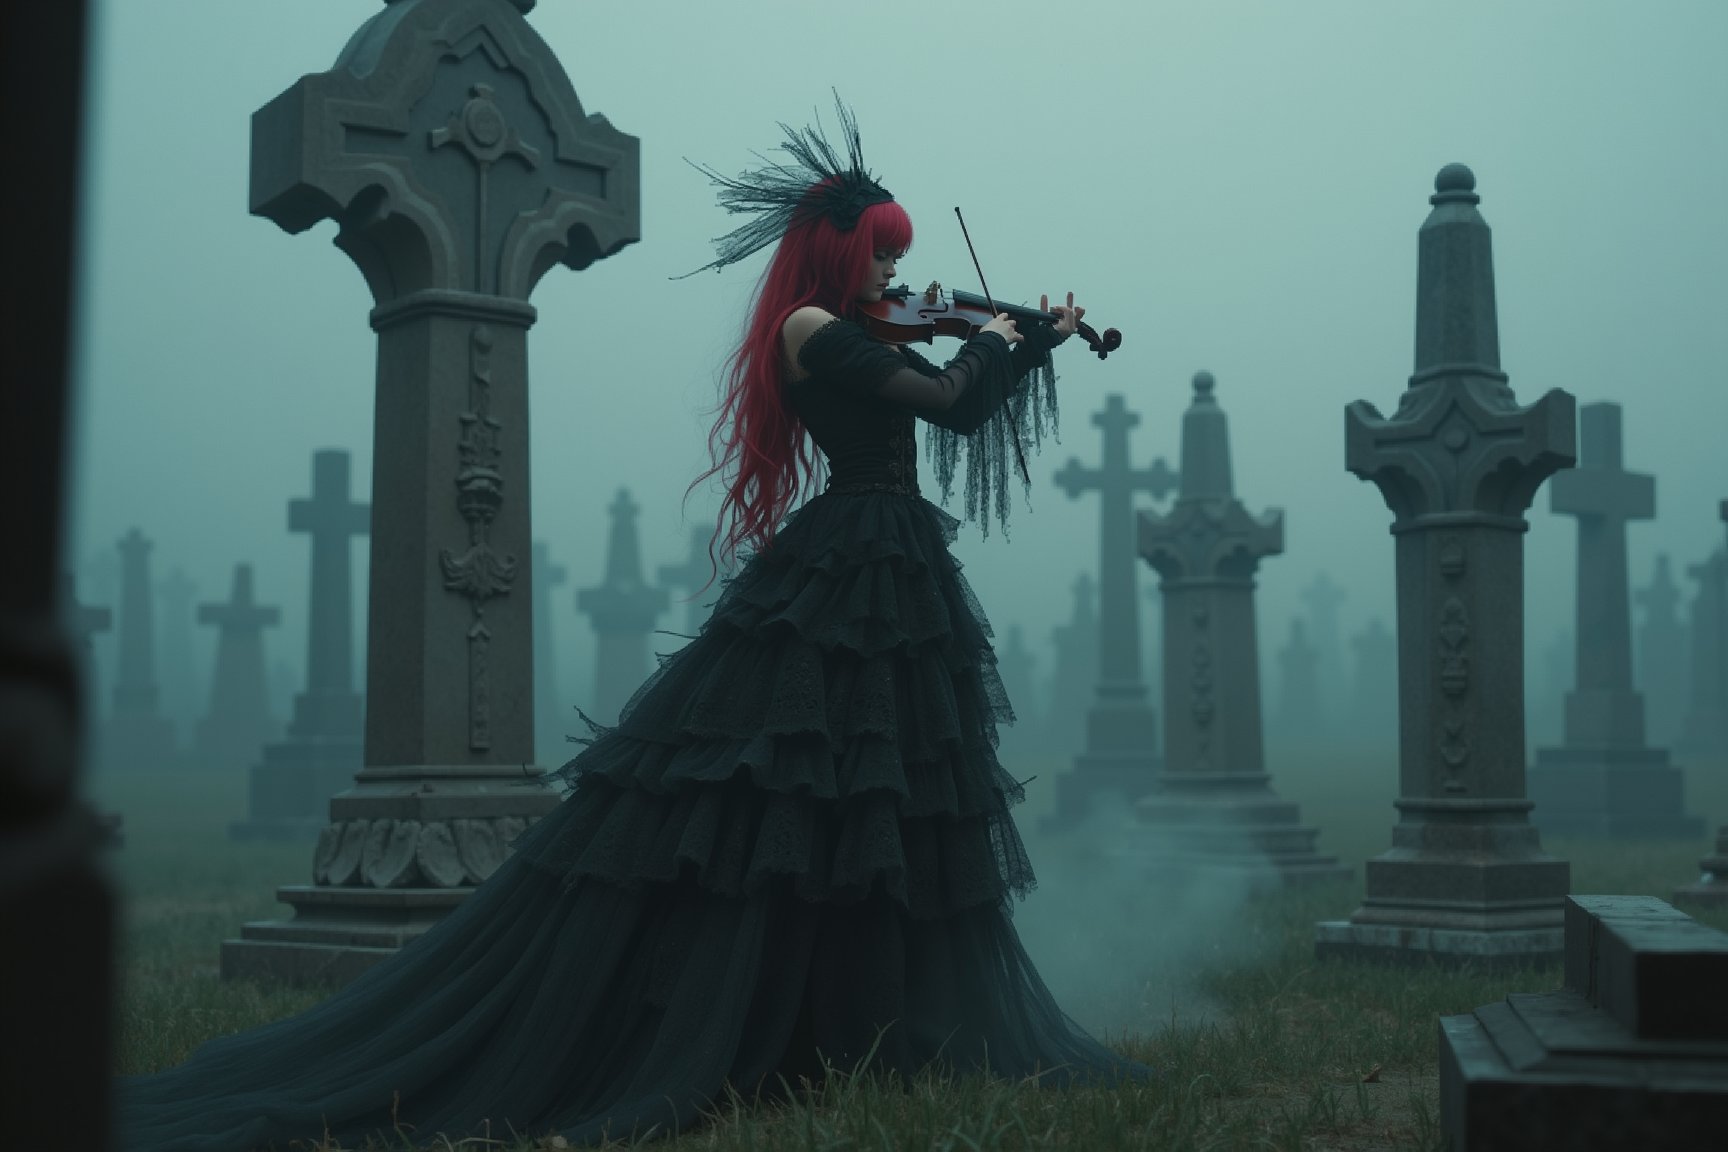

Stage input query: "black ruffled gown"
[{"left": 115, "top": 317, "right": 1150, "bottom": 1150}]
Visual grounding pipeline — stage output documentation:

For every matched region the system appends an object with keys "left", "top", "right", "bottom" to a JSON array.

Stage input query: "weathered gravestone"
[
  {"left": 531, "top": 539, "right": 569, "bottom": 763},
  {"left": 1637, "top": 554, "right": 1690, "bottom": 750},
  {"left": 221, "top": 0, "right": 639, "bottom": 986},
  {"left": 269, "top": 658, "right": 297, "bottom": 728},
  {"left": 1274, "top": 617, "right": 1322, "bottom": 749},
  {"left": 156, "top": 566, "right": 199, "bottom": 745},
  {"left": 231, "top": 449, "right": 370, "bottom": 842},
  {"left": 1527, "top": 628, "right": 1572, "bottom": 751},
  {"left": 83, "top": 547, "right": 119, "bottom": 730},
  {"left": 62, "top": 573, "right": 125, "bottom": 847},
  {"left": 1135, "top": 371, "right": 1346, "bottom": 886},
  {"left": 101, "top": 528, "right": 181, "bottom": 774},
  {"left": 1527, "top": 403, "right": 1702, "bottom": 839},
  {"left": 994, "top": 623, "right": 1044, "bottom": 773},
  {"left": 1440, "top": 895, "right": 1728, "bottom": 1151},
  {"left": 1679, "top": 514, "right": 1727, "bottom": 758},
  {"left": 577, "top": 488, "right": 667, "bottom": 726},
  {"left": 0, "top": 4, "right": 115, "bottom": 1141},
  {"left": 658, "top": 524, "right": 719, "bottom": 641},
  {"left": 193, "top": 564, "right": 282, "bottom": 774},
  {"left": 1043, "top": 394, "right": 1177, "bottom": 831},
  {"left": 1045, "top": 572, "right": 1099, "bottom": 774},
  {"left": 1314, "top": 164, "right": 1575, "bottom": 967},
  {"left": 1349, "top": 617, "right": 1397, "bottom": 749},
  {"left": 1302, "top": 571, "right": 1347, "bottom": 733},
  {"left": 1142, "top": 577, "right": 1163, "bottom": 721},
  {"left": 61, "top": 571, "right": 111, "bottom": 753},
  {"left": 1675, "top": 500, "right": 1728, "bottom": 910}
]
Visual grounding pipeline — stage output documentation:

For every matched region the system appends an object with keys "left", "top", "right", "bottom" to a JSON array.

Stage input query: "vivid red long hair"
[{"left": 689, "top": 196, "right": 914, "bottom": 580}]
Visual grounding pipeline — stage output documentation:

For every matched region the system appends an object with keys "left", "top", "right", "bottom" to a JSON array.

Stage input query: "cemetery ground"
[{"left": 98, "top": 752, "right": 1728, "bottom": 1152}]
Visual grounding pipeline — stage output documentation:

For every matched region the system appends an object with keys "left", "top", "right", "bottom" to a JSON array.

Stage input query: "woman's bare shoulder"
[
  {"left": 782, "top": 306, "right": 843, "bottom": 381},
  {"left": 783, "top": 306, "right": 840, "bottom": 349}
]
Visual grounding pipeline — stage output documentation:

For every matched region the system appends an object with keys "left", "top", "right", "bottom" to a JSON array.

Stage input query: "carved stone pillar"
[
  {"left": 1315, "top": 164, "right": 1575, "bottom": 966},
  {"left": 222, "top": 0, "right": 639, "bottom": 986},
  {"left": 1135, "top": 371, "right": 1346, "bottom": 886}
]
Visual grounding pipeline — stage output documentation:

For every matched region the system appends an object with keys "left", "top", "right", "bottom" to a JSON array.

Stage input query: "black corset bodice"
[{"left": 786, "top": 341, "right": 922, "bottom": 497}]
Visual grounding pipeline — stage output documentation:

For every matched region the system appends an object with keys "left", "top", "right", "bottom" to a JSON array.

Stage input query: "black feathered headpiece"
[{"left": 679, "top": 93, "right": 894, "bottom": 278}]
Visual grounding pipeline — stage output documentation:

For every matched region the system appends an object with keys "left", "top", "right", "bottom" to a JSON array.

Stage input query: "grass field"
[{"left": 91, "top": 746, "right": 1728, "bottom": 1151}]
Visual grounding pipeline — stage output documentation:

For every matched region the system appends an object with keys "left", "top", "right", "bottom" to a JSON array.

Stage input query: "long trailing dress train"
[{"left": 114, "top": 317, "right": 1151, "bottom": 1150}]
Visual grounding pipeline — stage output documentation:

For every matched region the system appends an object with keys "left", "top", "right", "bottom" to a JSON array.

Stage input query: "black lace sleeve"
[
  {"left": 794, "top": 317, "right": 1013, "bottom": 414},
  {"left": 902, "top": 323, "right": 1065, "bottom": 539}
]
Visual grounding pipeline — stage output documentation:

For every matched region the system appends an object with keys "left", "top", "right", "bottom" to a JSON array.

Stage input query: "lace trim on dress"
[{"left": 791, "top": 316, "right": 850, "bottom": 380}]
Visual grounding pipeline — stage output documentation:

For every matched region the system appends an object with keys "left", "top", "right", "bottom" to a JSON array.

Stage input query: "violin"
[{"left": 858, "top": 282, "right": 1123, "bottom": 361}]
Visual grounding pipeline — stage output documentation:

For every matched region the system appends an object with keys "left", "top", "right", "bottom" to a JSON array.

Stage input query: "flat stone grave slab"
[{"left": 1439, "top": 894, "right": 1728, "bottom": 1151}]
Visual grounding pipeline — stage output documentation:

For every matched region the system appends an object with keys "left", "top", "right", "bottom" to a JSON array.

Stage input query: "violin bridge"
[{"left": 923, "top": 280, "right": 941, "bottom": 305}]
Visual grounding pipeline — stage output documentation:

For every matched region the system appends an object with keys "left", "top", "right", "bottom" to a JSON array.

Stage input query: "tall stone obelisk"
[
  {"left": 1136, "top": 371, "right": 1345, "bottom": 886},
  {"left": 659, "top": 524, "right": 721, "bottom": 641},
  {"left": 1315, "top": 164, "right": 1576, "bottom": 967},
  {"left": 578, "top": 488, "right": 669, "bottom": 725},
  {"left": 222, "top": 0, "right": 639, "bottom": 986}
]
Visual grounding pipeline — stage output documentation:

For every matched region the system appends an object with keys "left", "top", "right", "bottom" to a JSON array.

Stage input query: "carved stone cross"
[
  {"left": 224, "top": 0, "right": 639, "bottom": 986},
  {"left": 195, "top": 564, "right": 282, "bottom": 771},
  {"left": 288, "top": 450, "right": 369, "bottom": 739},
  {"left": 1528, "top": 401, "right": 1700, "bottom": 839},
  {"left": 1044, "top": 394, "right": 1177, "bottom": 829},
  {"left": 250, "top": 0, "right": 638, "bottom": 768},
  {"left": 1549, "top": 403, "right": 1654, "bottom": 746},
  {"left": 1053, "top": 394, "right": 1178, "bottom": 697}
]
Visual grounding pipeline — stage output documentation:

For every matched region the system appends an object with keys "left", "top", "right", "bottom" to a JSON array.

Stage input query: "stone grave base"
[
  {"left": 1132, "top": 785, "right": 1350, "bottom": 889},
  {"left": 1314, "top": 921, "right": 1563, "bottom": 969},
  {"left": 1674, "top": 825, "right": 1728, "bottom": 909},
  {"left": 223, "top": 763, "right": 563, "bottom": 987},
  {"left": 228, "top": 737, "right": 362, "bottom": 842},
  {"left": 1527, "top": 746, "right": 1704, "bottom": 840},
  {"left": 221, "top": 885, "right": 468, "bottom": 988},
  {"left": 1438, "top": 895, "right": 1728, "bottom": 1151}
]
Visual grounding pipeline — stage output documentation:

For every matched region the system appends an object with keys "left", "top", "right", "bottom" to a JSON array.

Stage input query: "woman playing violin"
[{"left": 114, "top": 98, "right": 1149, "bottom": 1152}]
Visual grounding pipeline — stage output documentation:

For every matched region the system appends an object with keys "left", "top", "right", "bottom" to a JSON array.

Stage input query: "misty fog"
[{"left": 65, "top": 2, "right": 1727, "bottom": 1008}]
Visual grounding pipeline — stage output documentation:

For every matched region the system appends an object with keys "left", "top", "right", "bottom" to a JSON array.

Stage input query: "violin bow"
[{"left": 953, "top": 206, "right": 1033, "bottom": 489}]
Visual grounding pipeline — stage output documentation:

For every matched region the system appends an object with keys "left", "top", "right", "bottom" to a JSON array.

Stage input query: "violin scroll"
[{"left": 1086, "top": 326, "right": 1123, "bottom": 361}]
